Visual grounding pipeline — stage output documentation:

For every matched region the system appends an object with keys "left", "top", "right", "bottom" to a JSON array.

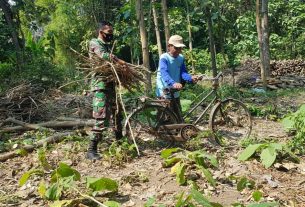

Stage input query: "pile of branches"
[
  {"left": 0, "top": 83, "right": 46, "bottom": 122},
  {"left": 75, "top": 50, "right": 149, "bottom": 92},
  {"left": 237, "top": 59, "right": 305, "bottom": 77}
]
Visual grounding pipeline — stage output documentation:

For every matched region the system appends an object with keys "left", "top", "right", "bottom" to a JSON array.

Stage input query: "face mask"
[{"left": 103, "top": 32, "right": 113, "bottom": 42}]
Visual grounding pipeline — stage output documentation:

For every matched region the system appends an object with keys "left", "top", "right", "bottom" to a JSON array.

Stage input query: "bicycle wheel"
[
  {"left": 124, "top": 104, "right": 179, "bottom": 143},
  {"left": 209, "top": 99, "right": 252, "bottom": 146}
]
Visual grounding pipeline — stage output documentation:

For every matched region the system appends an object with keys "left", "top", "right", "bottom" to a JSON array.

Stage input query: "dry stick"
[
  {"left": 72, "top": 187, "right": 107, "bottom": 207},
  {"left": 109, "top": 64, "right": 140, "bottom": 156},
  {"left": 0, "top": 119, "right": 95, "bottom": 133},
  {"left": 0, "top": 132, "right": 72, "bottom": 162}
]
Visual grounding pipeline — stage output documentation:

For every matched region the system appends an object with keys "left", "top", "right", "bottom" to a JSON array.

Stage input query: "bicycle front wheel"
[
  {"left": 209, "top": 99, "right": 252, "bottom": 146},
  {"left": 125, "top": 104, "right": 179, "bottom": 143}
]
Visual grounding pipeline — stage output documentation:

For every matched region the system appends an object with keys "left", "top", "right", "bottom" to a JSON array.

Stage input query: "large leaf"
[
  {"left": 19, "top": 169, "right": 44, "bottom": 186},
  {"left": 160, "top": 148, "right": 180, "bottom": 159},
  {"left": 51, "top": 163, "right": 81, "bottom": 183},
  {"left": 86, "top": 177, "right": 118, "bottom": 193},
  {"left": 238, "top": 144, "right": 262, "bottom": 161},
  {"left": 260, "top": 147, "right": 277, "bottom": 168}
]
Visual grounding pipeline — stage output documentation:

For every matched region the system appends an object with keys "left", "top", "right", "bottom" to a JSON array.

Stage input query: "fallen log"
[
  {"left": 0, "top": 119, "right": 95, "bottom": 133},
  {"left": 0, "top": 132, "right": 73, "bottom": 162},
  {"left": 4, "top": 117, "right": 48, "bottom": 131}
]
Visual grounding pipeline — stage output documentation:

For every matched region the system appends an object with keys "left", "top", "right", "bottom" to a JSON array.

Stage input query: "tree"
[
  {"left": 136, "top": 0, "right": 152, "bottom": 92},
  {"left": 161, "top": 0, "right": 170, "bottom": 48},
  {"left": 0, "top": 0, "right": 24, "bottom": 69},
  {"left": 152, "top": 0, "right": 163, "bottom": 56},
  {"left": 256, "top": 0, "right": 270, "bottom": 88}
]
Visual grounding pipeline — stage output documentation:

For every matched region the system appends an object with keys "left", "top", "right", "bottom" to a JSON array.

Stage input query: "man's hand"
[
  {"left": 192, "top": 75, "right": 199, "bottom": 83},
  {"left": 173, "top": 82, "right": 183, "bottom": 89}
]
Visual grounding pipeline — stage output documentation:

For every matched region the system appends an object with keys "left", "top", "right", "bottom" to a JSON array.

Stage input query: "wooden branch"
[
  {"left": 4, "top": 117, "right": 48, "bottom": 130},
  {"left": 0, "top": 132, "right": 72, "bottom": 162},
  {"left": 0, "top": 119, "right": 95, "bottom": 133}
]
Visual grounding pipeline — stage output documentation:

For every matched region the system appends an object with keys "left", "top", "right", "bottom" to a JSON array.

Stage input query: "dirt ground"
[{"left": 0, "top": 92, "right": 305, "bottom": 207}]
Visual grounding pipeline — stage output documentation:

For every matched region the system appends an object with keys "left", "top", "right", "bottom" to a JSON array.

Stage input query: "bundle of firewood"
[{"left": 74, "top": 50, "right": 149, "bottom": 92}]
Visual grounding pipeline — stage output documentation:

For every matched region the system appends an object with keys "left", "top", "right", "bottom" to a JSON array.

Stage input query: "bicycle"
[{"left": 123, "top": 72, "right": 252, "bottom": 146}]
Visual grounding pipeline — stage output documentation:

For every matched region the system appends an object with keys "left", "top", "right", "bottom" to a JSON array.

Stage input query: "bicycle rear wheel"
[
  {"left": 209, "top": 99, "right": 252, "bottom": 146},
  {"left": 125, "top": 104, "right": 179, "bottom": 143}
]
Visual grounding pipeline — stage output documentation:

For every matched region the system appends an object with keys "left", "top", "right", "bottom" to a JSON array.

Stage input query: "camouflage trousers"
[{"left": 91, "top": 78, "right": 123, "bottom": 136}]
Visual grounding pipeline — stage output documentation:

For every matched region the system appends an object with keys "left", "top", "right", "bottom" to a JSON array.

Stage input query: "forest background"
[{"left": 1, "top": 0, "right": 305, "bottom": 93}]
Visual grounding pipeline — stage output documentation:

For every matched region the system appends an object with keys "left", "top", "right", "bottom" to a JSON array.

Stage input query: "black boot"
[
  {"left": 115, "top": 130, "right": 123, "bottom": 140},
  {"left": 86, "top": 135, "right": 101, "bottom": 160}
]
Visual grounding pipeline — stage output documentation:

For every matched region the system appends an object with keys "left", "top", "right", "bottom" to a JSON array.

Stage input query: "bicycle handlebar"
[{"left": 163, "top": 72, "right": 223, "bottom": 94}]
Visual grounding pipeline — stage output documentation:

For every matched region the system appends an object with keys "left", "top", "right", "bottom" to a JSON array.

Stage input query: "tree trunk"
[
  {"left": 136, "top": 0, "right": 152, "bottom": 92},
  {"left": 256, "top": 0, "right": 270, "bottom": 88},
  {"left": 261, "top": 0, "right": 270, "bottom": 77},
  {"left": 186, "top": 0, "right": 195, "bottom": 72},
  {"left": 161, "top": 0, "right": 170, "bottom": 49},
  {"left": 0, "top": 0, "right": 24, "bottom": 70},
  {"left": 152, "top": 0, "right": 163, "bottom": 56},
  {"left": 205, "top": 7, "right": 217, "bottom": 77}
]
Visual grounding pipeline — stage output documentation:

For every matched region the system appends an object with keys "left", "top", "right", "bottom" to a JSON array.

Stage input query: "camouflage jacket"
[{"left": 89, "top": 38, "right": 112, "bottom": 61}]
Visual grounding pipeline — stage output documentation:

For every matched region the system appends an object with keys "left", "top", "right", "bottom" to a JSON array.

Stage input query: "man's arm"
[
  {"left": 181, "top": 61, "right": 193, "bottom": 83},
  {"left": 159, "top": 57, "right": 175, "bottom": 86}
]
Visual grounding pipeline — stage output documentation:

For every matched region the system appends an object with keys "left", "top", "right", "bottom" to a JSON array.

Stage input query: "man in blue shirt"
[{"left": 156, "top": 35, "right": 197, "bottom": 121}]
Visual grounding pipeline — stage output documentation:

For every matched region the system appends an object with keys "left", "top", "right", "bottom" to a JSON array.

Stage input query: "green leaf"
[
  {"left": 252, "top": 190, "right": 263, "bottom": 202},
  {"left": 238, "top": 144, "right": 262, "bottom": 161},
  {"left": 269, "top": 143, "right": 283, "bottom": 151},
  {"left": 163, "top": 157, "right": 181, "bottom": 167},
  {"left": 237, "top": 177, "right": 255, "bottom": 191},
  {"left": 45, "top": 183, "right": 62, "bottom": 201},
  {"left": 171, "top": 162, "right": 186, "bottom": 185},
  {"left": 160, "top": 148, "right": 180, "bottom": 159},
  {"left": 180, "top": 99, "right": 192, "bottom": 112},
  {"left": 283, "top": 145, "right": 300, "bottom": 163},
  {"left": 51, "top": 162, "right": 81, "bottom": 182},
  {"left": 281, "top": 116, "right": 294, "bottom": 131},
  {"left": 38, "top": 180, "right": 47, "bottom": 198},
  {"left": 144, "top": 197, "right": 155, "bottom": 207},
  {"left": 200, "top": 167, "right": 216, "bottom": 187},
  {"left": 204, "top": 154, "right": 219, "bottom": 168},
  {"left": 260, "top": 147, "right": 277, "bottom": 168},
  {"left": 86, "top": 177, "right": 118, "bottom": 193},
  {"left": 19, "top": 169, "right": 43, "bottom": 186},
  {"left": 104, "top": 201, "right": 121, "bottom": 207},
  {"left": 49, "top": 200, "right": 73, "bottom": 207},
  {"left": 247, "top": 202, "right": 278, "bottom": 207},
  {"left": 191, "top": 189, "right": 213, "bottom": 207}
]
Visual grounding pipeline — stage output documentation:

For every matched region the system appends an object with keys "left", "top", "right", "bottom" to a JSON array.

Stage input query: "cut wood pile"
[{"left": 232, "top": 59, "right": 305, "bottom": 89}]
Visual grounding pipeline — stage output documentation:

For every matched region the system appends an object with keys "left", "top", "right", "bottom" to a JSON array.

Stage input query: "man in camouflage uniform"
[{"left": 87, "top": 21, "right": 127, "bottom": 160}]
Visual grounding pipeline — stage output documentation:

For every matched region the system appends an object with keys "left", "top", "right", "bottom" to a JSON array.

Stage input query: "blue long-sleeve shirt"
[{"left": 156, "top": 53, "right": 192, "bottom": 98}]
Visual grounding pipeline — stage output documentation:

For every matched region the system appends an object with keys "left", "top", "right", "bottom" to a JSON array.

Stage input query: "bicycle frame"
[{"left": 169, "top": 78, "right": 222, "bottom": 125}]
